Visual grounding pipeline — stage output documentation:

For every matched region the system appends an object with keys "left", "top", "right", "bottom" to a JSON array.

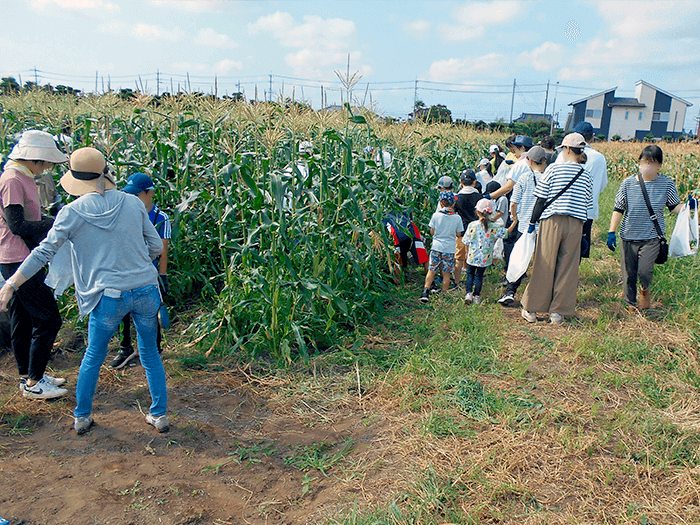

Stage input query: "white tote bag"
[
  {"left": 506, "top": 231, "right": 536, "bottom": 282},
  {"left": 670, "top": 203, "right": 694, "bottom": 258}
]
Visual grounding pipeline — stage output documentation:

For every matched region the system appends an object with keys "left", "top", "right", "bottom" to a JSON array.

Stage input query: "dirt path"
[{"left": 0, "top": 347, "right": 400, "bottom": 525}]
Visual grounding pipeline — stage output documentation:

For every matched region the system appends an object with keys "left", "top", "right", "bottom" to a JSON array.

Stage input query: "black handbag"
[{"left": 636, "top": 173, "right": 668, "bottom": 264}]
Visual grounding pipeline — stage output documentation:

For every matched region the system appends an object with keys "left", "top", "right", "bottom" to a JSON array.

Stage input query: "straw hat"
[
  {"left": 60, "top": 148, "right": 116, "bottom": 196},
  {"left": 7, "top": 130, "right": 68, "bottom": 164}
]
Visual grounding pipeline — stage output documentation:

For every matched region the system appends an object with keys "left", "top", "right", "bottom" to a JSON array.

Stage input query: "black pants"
[
  {"left": 1, "top": 262, "right": 62, "bottom": 381},
  {"left": 120, "top": 312, "right": 162, "bottom": 353}
]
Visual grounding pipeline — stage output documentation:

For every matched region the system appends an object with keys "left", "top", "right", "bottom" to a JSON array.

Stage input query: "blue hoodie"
[{"left": 19, "top": 190, "right": 162, "bottom": 317}]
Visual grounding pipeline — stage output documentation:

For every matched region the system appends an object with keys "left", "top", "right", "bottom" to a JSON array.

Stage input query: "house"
[
  {"left": 566, "top": 80, "right": 692, "bottom": 140},
  {"left": 513, "top": 113, "right": 552, "bottom": 124}
]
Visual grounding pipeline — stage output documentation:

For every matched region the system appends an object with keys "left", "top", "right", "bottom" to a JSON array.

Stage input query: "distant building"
[
  {"left": 566, "top": 80, "right": 692, "bottom": 140},
  {"left": 513, "top": 113, "right": 553, "bottom": 124}
]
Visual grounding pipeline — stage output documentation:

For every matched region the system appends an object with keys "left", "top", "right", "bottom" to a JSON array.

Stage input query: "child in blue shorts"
[{"left": 420, "top": 191, "right": 464, "bottom": 303}]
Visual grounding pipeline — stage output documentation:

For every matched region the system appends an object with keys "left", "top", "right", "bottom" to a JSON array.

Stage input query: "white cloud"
[
  {"left": 596, "top": 1, "right": 700, "bottom": 39},
  {"left": 150, "top": 0, "right": 221, "bottom": 13},
  {"left": 215, "top": 59, "right": 243, "bottom": 74},
  {"left": 429, "top": 53, "right": 503, "bottom": 82},
  {"left": 248, "top": 11, "right": 361, "bottom": 76},
  {"left": 31, "top": 0, "right": 119, "bottom": 11},
  {"left": 194, "top": 28, "right": 238, "bottom": 48},
  {"left": 439, "top": 1, "right": 521, "bottom": 41},
  {"left": 404, "top": 19, "right": 431, "bottom": 37},
  {"left": 519, "top": 42, "right": 563, "bottom": 72},
  {"left": 132, "top": 23, "right": 184, "bottom": 42}
]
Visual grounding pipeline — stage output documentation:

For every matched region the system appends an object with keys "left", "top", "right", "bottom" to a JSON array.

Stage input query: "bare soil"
[{"left": 0, "top": 341, "right": 401, "bottom": 525}]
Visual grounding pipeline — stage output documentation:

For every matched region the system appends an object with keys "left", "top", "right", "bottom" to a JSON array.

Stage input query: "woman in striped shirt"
[{"left": 607, "top": 145, "right": 682, "bottom": 310}]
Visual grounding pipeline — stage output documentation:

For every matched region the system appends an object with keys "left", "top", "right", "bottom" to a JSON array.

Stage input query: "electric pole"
[{"left": 509, "top": 79, "right": 516, "bottom": 123}]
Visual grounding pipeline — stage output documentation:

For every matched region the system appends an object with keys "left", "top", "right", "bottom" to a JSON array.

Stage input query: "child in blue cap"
[
  {"left": 110, "top": 172, "right": 171, "bottom": 368},
  {"left": 419, "top": 190, "right": 463, "bottom": 303}
]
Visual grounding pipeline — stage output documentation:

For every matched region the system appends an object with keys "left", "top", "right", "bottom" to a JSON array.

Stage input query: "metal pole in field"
[
  {"left": 510, "top": 79, "right": 516, "bottom": 123},
  {"left": 543, "top": 80, "right": 550, "bottom": 117},
  {"left": 269, "top": 74, "right": 273, "bottom": 102},
  {"left": 157, "top": 70, "right": 160, "bottom": 96},
  {"left": 95, "top": 71, "right": 98, "bottom": 93},
  {"left": 550, "top": 82, "right": 559, "bottom": 134}
]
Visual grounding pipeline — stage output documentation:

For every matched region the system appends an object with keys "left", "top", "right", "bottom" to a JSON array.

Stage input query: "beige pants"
[{"left": 521, "top": 214, "right": 583, "bottom": 316}]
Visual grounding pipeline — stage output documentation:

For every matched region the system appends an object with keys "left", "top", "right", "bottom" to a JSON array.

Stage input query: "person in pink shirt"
[{"left": 0, "top": 130, "right": 68, "bottom": 399}]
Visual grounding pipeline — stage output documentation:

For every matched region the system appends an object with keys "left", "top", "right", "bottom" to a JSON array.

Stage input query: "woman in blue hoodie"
[{"left": 0, "top": 147, "right": 168, "bottom": 435}]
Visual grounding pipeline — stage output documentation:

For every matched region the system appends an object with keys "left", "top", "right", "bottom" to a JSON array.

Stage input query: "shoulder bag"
[{"left": 636, "top": 172, "right": 668, "bottom": 264}]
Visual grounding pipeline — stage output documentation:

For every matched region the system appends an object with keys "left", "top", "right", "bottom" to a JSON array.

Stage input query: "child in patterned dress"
[{"left": 462, "top": 198, "right": 507, "bottom": 304}]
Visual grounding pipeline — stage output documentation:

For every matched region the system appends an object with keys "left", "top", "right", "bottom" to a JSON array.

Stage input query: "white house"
[{"left": 566, "top": 80, "right": 692, "bottom": 140}]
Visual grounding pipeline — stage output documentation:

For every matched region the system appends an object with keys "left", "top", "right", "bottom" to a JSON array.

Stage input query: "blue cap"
[
  {"left": 123, "top": 172, "right": 155, "bottom": 195},
  {"left": 439, "top": 190, "right": 455, "bottom": 204},
  {"left": 574, "top": 121, "right": 594, "bottom": 135}
]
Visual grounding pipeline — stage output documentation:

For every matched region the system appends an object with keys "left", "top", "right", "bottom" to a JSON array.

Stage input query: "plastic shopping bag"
[
  {"left": 670, "top": 204, "right": 696, "bottom": 258},
  {"left": 45, "top": 242, "right": 74, "bottom": 297},
  {"left": 690, "top": 206, "right": 699, "bottom": 254},
  {"left": 506, "top": 231, "right": 536, "bottom": 283}
]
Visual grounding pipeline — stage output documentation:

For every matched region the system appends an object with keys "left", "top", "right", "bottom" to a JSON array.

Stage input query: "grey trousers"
[{"left": 621, "top": 238, "right": 660, "bottom": 306}]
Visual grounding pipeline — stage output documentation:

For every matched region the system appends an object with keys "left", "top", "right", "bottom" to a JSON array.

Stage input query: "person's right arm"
[{"left": 4, "top": 205, "right": 53, "bottom": 239}]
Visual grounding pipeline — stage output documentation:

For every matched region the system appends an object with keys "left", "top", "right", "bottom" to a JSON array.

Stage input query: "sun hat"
[
  {"left": 489, "top": 144, "right": 499, "bottom": 154},
  {"left": 476, "top": 198, "right": 494, "bottom": 215},
  {"left": 560, "top": 132, "right": 586, "bottom": 149},
  {"left": 460, "top": 169, "right": 476, "bottom": 184},
  {"left": 439, "top": 190, "right": 455, "bottom": 204},
  {"left": 123, "top": 172, "right": 155, "bottom": 195},
  {"left": 525, "top": 146, "right": 547, "bottom": 164},
  {"left": 436, "top": 175, "right": 454, "bottom": 189},
  {"left": 8, "top": 130, "right": 68, "bottom": 164},
  {"left": 60, "top": 147, "right": 115, "bottom": 197}
]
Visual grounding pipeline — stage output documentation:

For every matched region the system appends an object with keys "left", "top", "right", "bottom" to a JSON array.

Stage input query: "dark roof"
[{"left": 608, "top": 97, "right": 646, "bottom": 108}]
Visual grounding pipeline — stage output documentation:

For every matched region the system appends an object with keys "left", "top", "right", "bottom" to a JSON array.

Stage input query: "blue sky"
[{"left": 3, "top": 0, "right": 700, "bottom": 130}]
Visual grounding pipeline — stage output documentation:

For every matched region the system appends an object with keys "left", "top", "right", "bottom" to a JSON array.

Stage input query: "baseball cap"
[
  {"left": 478, "top": 158, "right": 490, "bottom": 167},
  {"left": 123, "top": 172, "right": 155, "bottom": 195},
  {"left": 489, "top": 144, "right": 499, "bottom": 154},
  {"left": 560, "top": 133, "right": 586, "bottom": 149},
  {"left": 460, "top": 169, "right": 476, "bottom": 184},
  {"left": 437, "top": 175, "right": 454, "bottom": 189},
  {"left": 525, "top": 146, "right": 547, "bottom": 164},
  {"left": 573, "top": 121, "right": 594, "bottom": 136},
  {"left": 513, "top": 135, "right": 534, "bottom": 148},
  {"left": 439, "top": 190, "right": 455, "bottom": 204},
  {"left": 476, "top": 198, "right": 494, "bottom": 215}
]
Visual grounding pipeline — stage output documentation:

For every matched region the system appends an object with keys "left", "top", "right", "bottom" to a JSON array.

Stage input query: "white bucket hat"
[
  {"left": 60, "top": 147, "right": 116, "bottom": 196},
  {"left": 8, "top": 130, "right": 68, "bottom": 164}
]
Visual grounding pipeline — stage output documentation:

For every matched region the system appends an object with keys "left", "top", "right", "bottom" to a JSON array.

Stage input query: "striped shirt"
[
  {"left": 535, "top": 161, "right": 592, "bottom": 222},
  {"left": 511, "top": 168, "right": 543, "bottom": 234},
  {"left": 614, "top": 174, "right": 680, "bottom": 241}
]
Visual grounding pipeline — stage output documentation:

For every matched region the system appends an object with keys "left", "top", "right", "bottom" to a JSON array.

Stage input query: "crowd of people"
[
  {"left": 0, "top": 122, "right": 692, "bottom": 436},
  {"left": 411, "top": 121, "right": 690, "bottom": 327}
]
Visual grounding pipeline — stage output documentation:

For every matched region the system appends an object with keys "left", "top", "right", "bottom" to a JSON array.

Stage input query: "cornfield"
[{"left": 2, "top": 90, "right": 698, "bottom": 364}]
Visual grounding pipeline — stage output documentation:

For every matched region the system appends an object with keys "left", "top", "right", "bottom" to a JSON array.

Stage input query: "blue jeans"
[{"left": 74, "top": 284, "right": 167, "bottom": 418}]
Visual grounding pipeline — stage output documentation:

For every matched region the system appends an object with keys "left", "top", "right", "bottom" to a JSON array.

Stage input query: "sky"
[{"left": 3, "top": 0, "right": 700, "bottom": 131}]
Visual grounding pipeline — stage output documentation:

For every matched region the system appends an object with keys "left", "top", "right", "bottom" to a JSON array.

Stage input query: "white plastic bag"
[
  {"left": 506, "top": 231, "right": 536, "bottom": 282},
  {"left": 690, "top": 206, "right": 699, "bottom": 253},
  {"left": 670, "top": 204, "right": 694, "bottom": 258},
  {"left": 45, "top": 242, "right": 74, "bottom": 297}
]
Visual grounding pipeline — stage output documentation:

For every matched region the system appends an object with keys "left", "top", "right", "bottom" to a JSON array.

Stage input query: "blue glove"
[
  {"left": 607, "top": 232, "right": 617, "bottom": 251},
  {"left": 527, "top": 223, "right": 535, "bottom": 234},
  {"left": 689, "top": 196, "right": 697, "bottom": 211},
  {"left": 483, "top": 193, "right": 491, "bottom": 201}
]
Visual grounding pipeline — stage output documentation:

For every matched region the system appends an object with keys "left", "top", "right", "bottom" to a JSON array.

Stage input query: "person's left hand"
[
  {"left": 527, "top": 223, "right": 535, "bottom": 234},
  {"left": 159, "top": 274, "right": 169, "bottom": 295},
  {"left": 689, "top": 196, "right": 697, "bottom": 211}
]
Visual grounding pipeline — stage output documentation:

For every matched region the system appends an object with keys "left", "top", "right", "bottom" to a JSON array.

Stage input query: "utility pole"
[
  {"left": 414, "top": 78, "right": 418, "bottom": 116},
  {"left": 156, "top": 70, "right": 160, "bottom": 96},
  {"left": 543, "top": 80, "right": 550, "bottom": 117},
  {"left": 509, "top": 79, "right": 516, "bottom": 123},
  {"left": 95, "top": 71, "right": 98, "bottom": 93},
  {"left": 269, "top": 74, "right": 273, "bottom": 102},
  {"left": 550, "top": 82, "right": 559, "bottom": 134},
  {"left": 34, "top": 67, "right": 38, "bottom": 87},
  {"left": 187, "top": 72, "right": 191, "bottom": 93}
]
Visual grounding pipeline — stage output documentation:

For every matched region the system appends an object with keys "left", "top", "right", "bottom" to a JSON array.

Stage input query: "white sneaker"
[
  {"left": 464, "top": 292, "right": 473, "bottom": 303},
  {"left": 521, "top": 309, "right": 536, "bottom": 323},
  {"left": 146, "top": 414, "right": 170, "bottom": 433},
  {"left": 550, "top": 313, "right": 564, "bottom": 325},
  {"left": 22, "top": 378, "right": 68, "bottom": 400},
  {"left": 74, "top": 416, "right": 94, "bottom": 434},
  {"left": 43, "top": 374, "right": 66, "bottom": 387}
]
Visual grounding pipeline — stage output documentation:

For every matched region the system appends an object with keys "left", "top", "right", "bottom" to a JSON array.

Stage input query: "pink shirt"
[{"left": 0, "top": 165, "right": 41, "bottom": 263}]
